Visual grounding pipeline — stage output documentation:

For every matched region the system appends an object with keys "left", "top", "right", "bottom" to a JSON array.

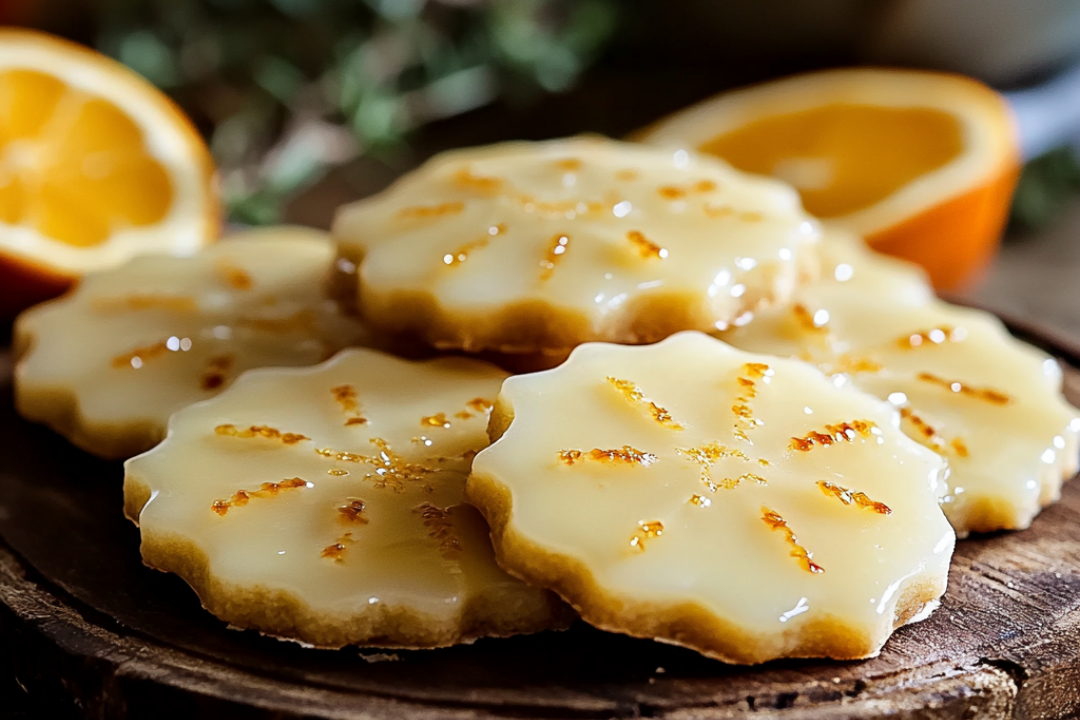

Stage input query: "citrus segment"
[
  {"left": 0, "top": 69, "right": 175, "bottom": 246},
  {"left": 0, "top": 29, "right": 218, "bottom": 317},
  {"left": 639, "top": 69, "right": 1020, "bottom": 290},
  {"left": 700, "top": 105, "right": 965, "bottom": 218},
  {"left": 0, "top": 68, "right": 66, "bottom": 140}
]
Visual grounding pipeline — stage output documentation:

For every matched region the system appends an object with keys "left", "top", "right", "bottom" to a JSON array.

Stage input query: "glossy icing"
[
  {"left": 332, "top": 137, "right": 821, "bottom": 353},
  {"left": 468, "top": 332, "right": 953, "bottom": 664},
  {"left": 124, "top": 349, "right": 569, "bottom": 648},
  {"left": 723, "top": 232, "right": 1080, "bottom": 534},
  {"left": 14, "top": 226, "right": 371, "bottom": 458}
]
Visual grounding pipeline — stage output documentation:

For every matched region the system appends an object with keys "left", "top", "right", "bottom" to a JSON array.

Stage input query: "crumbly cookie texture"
[
  {"left": 332, "top": 137, "right": 821, "bottom": 354},
  {"left": 467, "top": 332, "right": 953, "bottom": 664},
  {"left": 14, "top": 226, "right": 371, "bottom": 459},
  {"left": 723, "top": 232, "right": 1080, "bottom": 536},
  {"left": 124, "top": 349, "right": 572, "bottom": 649}
]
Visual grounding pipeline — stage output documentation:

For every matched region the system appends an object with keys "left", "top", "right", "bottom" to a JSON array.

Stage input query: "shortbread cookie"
[
  {"left": 332, "top": 137, "right": 821, "bottom": 354},
  {"left": 723, "top": 233, "right": 1080, "bottom": 535},
  {"left": 14, "top": 226, "right": 371, "bottom": 458},
  {"left": 124, "top": 349, "right": 571, "bottom": 649},
  {"left": 468, "top": 332, "right": 953, "bottom": 664}
]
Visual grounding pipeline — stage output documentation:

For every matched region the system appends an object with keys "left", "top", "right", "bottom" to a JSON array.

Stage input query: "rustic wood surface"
[{"left": 2, "top": 318, "right": 1080, "bottom": 719}]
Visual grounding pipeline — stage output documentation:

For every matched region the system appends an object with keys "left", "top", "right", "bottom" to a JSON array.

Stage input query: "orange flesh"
[
  {"left": 0, "top": 68, "right": 173, "bottom": 247},
  {"left": 699, "top": 104, "right": 964, "bottom": 218}
]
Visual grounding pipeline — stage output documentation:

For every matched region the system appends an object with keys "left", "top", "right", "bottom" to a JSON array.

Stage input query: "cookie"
[
  {"left": 331, "top": 137, "right": 821, "bottom": 354},
  {"left": 723, "top": 232, "right": 1080, "bottom": 535},
  {"left": 467, "top": 332, "right": 953, "bottom": 664},
  {"left": 124, "top": 348, "right": 572, "bottom": 649},
  {"left": 14, "top": 226, "right": 371, "bottom": 458}
]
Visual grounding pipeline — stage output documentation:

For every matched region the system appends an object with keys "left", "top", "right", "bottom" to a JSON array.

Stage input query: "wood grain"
[{"left": 1, "top": 322, "right": 1080, "bottom": 719}]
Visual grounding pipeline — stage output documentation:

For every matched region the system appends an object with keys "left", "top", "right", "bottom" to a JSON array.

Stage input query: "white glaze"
[
  {"left": 333, "top": 137, "right": 821, "bottom": 352},
  {"left": 469, "top": 332, "right": 953, "bottom": 663},
  {"left": 724, "top": 232, "right": 1080, "bottom": 534},
  {"left": 124, "top": 349, "right": 565, "bottom": 648},
  {"left": 14, "top": 226, "right": 371, "bottom": 458}
]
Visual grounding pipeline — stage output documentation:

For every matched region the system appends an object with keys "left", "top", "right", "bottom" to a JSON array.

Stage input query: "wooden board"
[{"left": 2, "top": 318, "right": 1080, "bottom": 719}]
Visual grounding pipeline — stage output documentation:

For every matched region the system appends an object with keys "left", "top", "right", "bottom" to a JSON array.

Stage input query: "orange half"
[
  {"left": 638, "top": 68, "right": 1020, "bottom": 290},
  {"left": 0, "top": 28, "right": 220, "bottom": 317}
]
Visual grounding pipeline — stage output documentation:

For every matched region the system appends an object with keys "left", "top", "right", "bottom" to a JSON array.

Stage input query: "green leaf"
[
  {"left": 255, "top": 56, "right": 306, "bottom": 104},
  {"left": 117, "top": 31, "right": 181, "bottom": 88},
  {"left": 94, "top": 0, "right": 620, "bottom": 221},
  {"left": 1010, "top": 146, "right": 1080, "bottom": 230}
]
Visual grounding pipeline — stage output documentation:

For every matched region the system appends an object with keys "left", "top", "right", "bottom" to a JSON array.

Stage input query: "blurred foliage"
[
  {"left": 96, "top": 0, "right": 618, "bottom": 223},
  {"left": 1011, "top": 146, "right": 1080, "bottom": 231}
]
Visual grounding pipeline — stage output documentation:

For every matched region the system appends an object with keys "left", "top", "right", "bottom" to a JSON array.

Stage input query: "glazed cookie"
[
  {"left": 468, "top": 332, "right": 953, "bottom": 664},
  {"left": 332, "top": 137, "right": 821, "bottom": 354},
  {"left": 124, "top": 349, "right": 571, "bottom": 649},
  {"left": 723, "top": 233, "right": 1080, "bottom": 535},
  {"left": 15, "top": 226, "right": 371, "bottom": 459}
]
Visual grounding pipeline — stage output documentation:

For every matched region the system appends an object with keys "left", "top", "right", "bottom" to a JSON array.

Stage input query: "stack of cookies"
[{"left": 13, "top": 136, "right": 1079, "bottom": 664}]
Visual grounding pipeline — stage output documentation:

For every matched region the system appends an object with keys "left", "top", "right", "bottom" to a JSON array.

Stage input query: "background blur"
[
  {"left": 4, "top": 0, "right": 1080, "bottom": 231},
  {"left": 4, "top": 3, "right": 1080, "bottom": 715}
]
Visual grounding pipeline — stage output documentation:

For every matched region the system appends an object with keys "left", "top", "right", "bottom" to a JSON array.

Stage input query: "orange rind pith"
[{"left": 639, "top": 68, "right": 1020, "bottom": 290}]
